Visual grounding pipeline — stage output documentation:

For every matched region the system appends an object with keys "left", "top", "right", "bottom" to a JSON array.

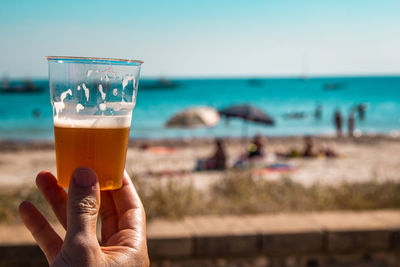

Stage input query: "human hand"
[{"left": 19, "top": 167, "right": 149, "bottom": 267}]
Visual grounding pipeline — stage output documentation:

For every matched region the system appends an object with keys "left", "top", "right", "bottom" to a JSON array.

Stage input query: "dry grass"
[
  {"left": 0, "top": 186, "right": 55, "bottom": 224},
  {"left": 1, "top": 170, "right": 400, "bottom": 223},
  {"left": 135, "top": 170, "right": 400, "bottom": 220}
]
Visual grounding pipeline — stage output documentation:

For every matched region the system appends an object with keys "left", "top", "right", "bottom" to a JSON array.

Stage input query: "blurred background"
[
  {"left": 1, "top": 1, "right": 400, "bottom": 266},
  {"left": 1, "top": 0, "right": 400, "bottom": 139}
]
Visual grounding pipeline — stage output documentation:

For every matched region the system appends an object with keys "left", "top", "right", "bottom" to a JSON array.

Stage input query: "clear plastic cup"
[{"left": 47, "top": 56, "right": 143, "bottom": 190}]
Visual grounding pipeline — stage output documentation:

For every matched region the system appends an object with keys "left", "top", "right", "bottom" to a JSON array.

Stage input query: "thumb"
[{"left": 65, "top": 167, "right": 100, "bottom": 241}]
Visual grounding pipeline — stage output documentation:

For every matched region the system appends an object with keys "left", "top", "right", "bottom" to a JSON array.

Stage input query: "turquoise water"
[{"left": 1, "top": 76, "right": 400, "bottom": 140}]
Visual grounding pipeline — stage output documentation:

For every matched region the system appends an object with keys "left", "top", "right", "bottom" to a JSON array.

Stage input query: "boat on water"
[
  {"left": 1, "top": 79, "right": 44, "bottom": 94},
  {"left": 299, "top": 75, "right": 309, "bottom": 81},
  {"left": 139, "top": 78, "right": 179, "bottom": 90},
  {"left": 247, "top": 78, "right": 263, "bottom": 87},
  {"left": 323, "top": 83, "right": 345, "bottom": 91}
]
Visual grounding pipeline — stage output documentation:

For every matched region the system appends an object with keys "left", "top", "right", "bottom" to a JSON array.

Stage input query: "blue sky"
[{"left": 1, "top": 0, "right": 399, "bottom": 78}]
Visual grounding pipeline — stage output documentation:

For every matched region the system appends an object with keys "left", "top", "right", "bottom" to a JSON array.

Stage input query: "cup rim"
[{"left": 46, "top": 56, "right": 143, "bottom": 65}]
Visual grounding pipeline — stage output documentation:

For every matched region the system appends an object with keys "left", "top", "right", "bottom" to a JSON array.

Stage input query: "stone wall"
[{"left": 1, "top": 210, "right": 400, "bottom": 266}]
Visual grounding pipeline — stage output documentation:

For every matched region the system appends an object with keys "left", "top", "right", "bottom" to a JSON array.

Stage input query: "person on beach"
[
  {"left": 276, "top": 136, "right": 338, "bottom": 159},
  {"left": 321, "top": 143, "right": 338, "bottom": 158},
  {"left": 196, "top": 138, "right": 226, "bottom": 170},
  {"left": 302, "top": 136, "right": 316, "bottom": 157},
  {"left": 247, "top": 134, "right": 265, "bottom": 159},
  {"left": 275, "top": 136, "right": 316, "bottom": 158},
  {"left": 19, "top": 167, "right": 149, "bottom": 266},
  {"left": 334, "top": 110, "right": 343, "bottom": 137},
  {"left": 348, "top": 110, "right": 355, "bottom": 137},
  {"left": 234, "top": 135, "right": 266, "bottom": 168}
]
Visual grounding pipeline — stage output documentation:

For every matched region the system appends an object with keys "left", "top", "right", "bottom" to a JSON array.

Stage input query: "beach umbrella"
[
  {"left": 219, "top": 104, "right": 274, "bottom": 139},
  {"left": 219, "top": 104, "right": 274, "bottom": 125},
  {"left": 165, "top": 106, "right": 220, "bottom": 129},
  {"left": 165, "top": 107, "right": 220, "bottom": 157}
]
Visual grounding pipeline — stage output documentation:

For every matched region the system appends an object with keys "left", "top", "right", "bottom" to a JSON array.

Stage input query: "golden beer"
[
  {"left": 54, "top": 122, "right": 130, "bottom": 190},
  {"left": 47, "top": 57, "right": 142, "bottom": 190}
]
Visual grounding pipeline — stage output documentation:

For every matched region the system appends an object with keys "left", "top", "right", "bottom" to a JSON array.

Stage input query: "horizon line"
[{"left": 6, "top": 72, "right": 400, "bottom": 80}]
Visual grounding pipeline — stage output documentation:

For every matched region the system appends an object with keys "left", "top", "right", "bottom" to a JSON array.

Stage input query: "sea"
[{"left": 0, "top": 76, "right": 400, "bottom": 141}]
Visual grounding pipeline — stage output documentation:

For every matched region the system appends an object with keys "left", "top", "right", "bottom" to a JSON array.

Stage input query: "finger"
[
  {"left": 99, "top": 191, "right": 118, "bottom": 244},
  {"left": 36, "top": 171, "right": 68, "bottom": 230},
  {"left": 111, "top": 171, "right": 145, "bottom": 230},
  {"left": 65, "top": 167, "right": 100, "bottom": 241},
  {"left": 19, "top": 201, "right": 63, "bottom": 264}
]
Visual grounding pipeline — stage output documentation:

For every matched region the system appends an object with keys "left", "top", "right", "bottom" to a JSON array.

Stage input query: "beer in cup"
[{"left": 47, "top": 56, "right": 142, "bottom": 190}]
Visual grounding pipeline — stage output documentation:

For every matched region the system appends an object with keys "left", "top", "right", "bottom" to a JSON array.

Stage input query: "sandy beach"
[{"left": 1, "top": 135, "right": 400, "bottom": 190}]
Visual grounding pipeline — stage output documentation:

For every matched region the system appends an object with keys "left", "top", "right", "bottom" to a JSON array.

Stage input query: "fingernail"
[{"left": 72, "top": 167, "right": 97, "bottom": 187}]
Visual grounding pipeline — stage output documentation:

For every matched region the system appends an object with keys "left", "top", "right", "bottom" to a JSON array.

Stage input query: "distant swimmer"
[
  {"left": 283, "top": 111, "right": 307, "bottom": 119},
  {"left": 356, "top": 103, "right": 367, "bottom": 121},
  {"left": 32, "top": 108, "right": 41, "bottom": 118},
  {"left": 314, "top": 103, "right": 322, "bottom": 120}
]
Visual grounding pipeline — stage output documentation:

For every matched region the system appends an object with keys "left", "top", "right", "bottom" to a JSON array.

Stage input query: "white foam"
[
  {"left": 54, "top": 102, "right": 65, "bottom": 114},
  {"left": 60, "top": 89, "right": 72, "bottom": 102},
  {"left": 122, "top": 75, "right": 135, "bottom": 90},
  {"left": 106, "top": 101, "right": 135, "bottom": 111},
  {"left": 99, "top": 103, "right": 107, "bottom": 111},
  {"left": 76, "top": 104, "right": 84, "bottom": 112},
  {"left": 98, "top": 84, "right": 106, "bottom": 100},
  {"left": 54, "top": 115, "right": 132, "bottom": 128},
  {"left": 122, "top": 77, "right": 130, "bottom": 89},
  {"left": 82, "top": 83, "right": 90, "bottom": 101}
]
